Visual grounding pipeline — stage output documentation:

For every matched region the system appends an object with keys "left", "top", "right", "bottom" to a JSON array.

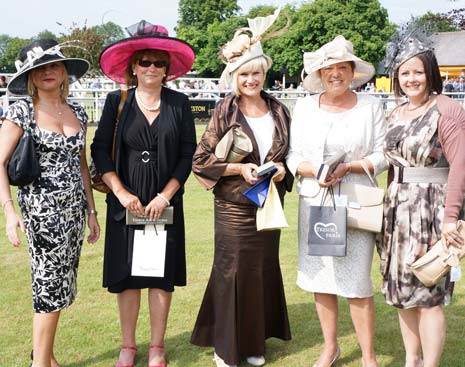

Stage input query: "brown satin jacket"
[{"left": 192, "top": 91, "right": 293, "bottom": 205}]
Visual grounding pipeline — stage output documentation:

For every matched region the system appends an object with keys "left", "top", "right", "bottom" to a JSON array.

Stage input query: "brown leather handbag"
[
  {"left": 411, "top": 220, "right": 465, "bottom": 287},
  {"left": 90, "top": 89, "right": 127, "bottom": 193}
]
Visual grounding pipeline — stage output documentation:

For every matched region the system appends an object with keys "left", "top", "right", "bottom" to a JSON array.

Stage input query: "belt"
[
  {"left": 128, "top": 149, "right": 157, "bottom": 163},
  {"left": 393, "top": 166, "right": 449, "bottom": 184}
]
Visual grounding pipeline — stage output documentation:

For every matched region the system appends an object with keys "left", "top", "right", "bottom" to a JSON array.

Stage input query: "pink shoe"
[
  {"left": 115, "top": 345, "right": 138, "bottom": 367},
  {"left": 148, "top": 344, "right": 167, "bottom": 367}
]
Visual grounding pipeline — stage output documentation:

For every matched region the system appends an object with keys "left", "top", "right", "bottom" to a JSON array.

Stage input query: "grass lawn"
[{"left": 1, "top": 126, "right": 464, "bottom": 367}]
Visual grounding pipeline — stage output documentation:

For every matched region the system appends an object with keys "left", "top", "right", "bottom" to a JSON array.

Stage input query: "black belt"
[
  {"left": 393, "top": 166, "right": 449, "bottom": 184},
  {"left": 128, "top": 150, "right": 157, "bottom": 163}
]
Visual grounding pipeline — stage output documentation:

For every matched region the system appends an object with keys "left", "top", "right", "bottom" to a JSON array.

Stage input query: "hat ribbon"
[
  {"left": 14, "top": 44, "right": 66, "bottom": 73},
  {"left": 304, "top": 46, "right": 350, "bottom": 73}
]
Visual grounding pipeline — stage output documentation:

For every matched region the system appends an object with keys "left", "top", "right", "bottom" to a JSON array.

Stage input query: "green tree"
[
  {"left": 177, "top": 0, "right": 240, "bottom": 30},
  {"left": 35, "top": 30, "right": 58, "bottom": 41},
  {"left": 93, "top": 21, "right": 125, "bottom": 47},
  {"left": 414, "top": 12, "right": 458, "bottom": 32},
  {"left": 266, "top": 0, "right": 395, "bottom": 77},
  {"left": 59, "top": 23, "right": 106, "bottom": 74},
  {"left": 176, "top": 0, "right": 241, "bottom": 73},
  {"left": 0, "top": 37, "right": 30, "bottom": 73},
  {"left": 0, "top": 34, "right": 12, "bottom": 58},
  {"left": 196, "top": 16, "right": 247, "bottom": 76}
]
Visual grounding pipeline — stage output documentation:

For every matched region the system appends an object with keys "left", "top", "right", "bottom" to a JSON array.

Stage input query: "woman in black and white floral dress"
[{"left": 0, "top": 39, "right": 99, "bottom": 367}]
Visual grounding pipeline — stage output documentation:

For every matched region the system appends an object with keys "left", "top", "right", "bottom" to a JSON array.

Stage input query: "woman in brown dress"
[
  {"left": 190, "top": 9, "right": 292, "bottom": 367},
  {"left": 380, "top": 37, "right": 465, "bottom": 367}
]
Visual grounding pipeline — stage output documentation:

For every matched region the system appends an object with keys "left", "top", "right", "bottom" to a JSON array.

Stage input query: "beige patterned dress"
[{"left": 380, "top": 104, "right": 454, "bottom": 308}]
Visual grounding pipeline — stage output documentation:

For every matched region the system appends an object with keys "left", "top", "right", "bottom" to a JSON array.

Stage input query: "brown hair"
[
  {"left": 27, "top": 62, "right": 69, "bottom": 103},
  {"left": 392, "top": 50, "right": 443, "bottom": 98},
  {"left": 125, "top": 49, "right": 170, "bottom": 87}
]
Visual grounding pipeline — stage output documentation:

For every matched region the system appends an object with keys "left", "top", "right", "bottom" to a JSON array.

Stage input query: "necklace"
[
  {"left": 135, "top": 89, "right": 160, "bottom": 111},
  {"left": 406, "top": 96, "right": 430, "bottom": 111},
  {"left": 38, "top": 102, "right": 64, "bottom": 117}
]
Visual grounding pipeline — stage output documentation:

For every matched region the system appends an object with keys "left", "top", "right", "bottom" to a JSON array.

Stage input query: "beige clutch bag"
[
  {"left": 411, "top": 220, "right": 465, "bottom": 287},
  {"left": 215, "top": 127, "right": 253, "bottom": 163}
]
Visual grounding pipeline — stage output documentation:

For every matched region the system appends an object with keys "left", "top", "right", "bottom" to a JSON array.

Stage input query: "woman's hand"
[
  {"left": 241, "top": 163, "right": 259, "bottom": 185},
  {"left": 87, "top": 213, "right": 100, "bottom": 244},
  {"left": 272, "top": 162, "right": 286, "bottom": 182},
  {"left": 323, "top": 162, "right": 350, "bottom": 187},
  {"left": 145, "top": 195, "right": 169, "bottom": 222},
  {"left": 115, "top": 189, "right": 145, "bottom": 217},
  {"left": 5, "top": 212, "right": 25, "bottom": 247},
  {"left": 442, "top": 222, "right": 464, "bottom": 249}
]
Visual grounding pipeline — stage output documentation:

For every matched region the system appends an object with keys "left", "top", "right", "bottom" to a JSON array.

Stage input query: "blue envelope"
[{"left": 242, "top": 168, "right": 277, "bottom": 207}]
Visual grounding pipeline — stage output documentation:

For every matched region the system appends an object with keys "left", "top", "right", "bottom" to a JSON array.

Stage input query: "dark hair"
[
  {"left": 125, "top": 49, "right": 170, "bottom": 87},
  {"left": 392, "top": 50, "right": 443, "bottom": 98}
]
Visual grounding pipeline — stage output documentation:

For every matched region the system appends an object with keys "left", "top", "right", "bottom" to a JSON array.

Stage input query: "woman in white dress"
[{"left": 286, "top": 35, "right": 387, "bottom": 367}]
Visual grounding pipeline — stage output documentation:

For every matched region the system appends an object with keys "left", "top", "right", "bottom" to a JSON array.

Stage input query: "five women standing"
[{"left": 1, "top": 19, "right": 464, "bottom": 367}]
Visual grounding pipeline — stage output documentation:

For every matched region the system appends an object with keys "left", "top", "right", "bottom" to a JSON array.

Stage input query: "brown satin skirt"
[{"left": 190, "top": 198, "right": 291, "bottom": 365}]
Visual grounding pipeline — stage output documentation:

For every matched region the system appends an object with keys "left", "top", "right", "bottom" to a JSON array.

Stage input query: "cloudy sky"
[{"left": 2, "top": 0, "right": 464, "bottom": 38}]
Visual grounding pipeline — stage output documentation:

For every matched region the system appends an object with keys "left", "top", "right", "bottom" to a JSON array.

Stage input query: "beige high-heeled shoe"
[{"left": 312, "top": 346, "right": 341, "bottom": 367}]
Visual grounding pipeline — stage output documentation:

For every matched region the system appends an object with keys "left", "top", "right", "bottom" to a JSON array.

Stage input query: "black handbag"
[
  {"left": 308, "top": 186, "right": 347, "bottom": 257},
  {"left": 8, "top": 126, "right": 40, "bottom": 187}
]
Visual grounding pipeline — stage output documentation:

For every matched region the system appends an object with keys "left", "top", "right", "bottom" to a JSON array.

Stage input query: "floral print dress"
[
  {"left": 4, "top": 99, "right": 87, "bottom": 313},
  {"left": 380, "top": 104, "right": 454, "bottom": 309}
]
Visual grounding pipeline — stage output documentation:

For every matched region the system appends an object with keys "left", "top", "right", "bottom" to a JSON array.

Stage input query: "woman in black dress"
[{"left": 91, "top": 21, "right": 196, "bottom": 367}]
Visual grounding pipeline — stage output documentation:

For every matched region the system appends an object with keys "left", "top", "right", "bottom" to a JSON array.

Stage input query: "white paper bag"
[{"left": 131, "top": 225, "right": 167, "bottom": 277}]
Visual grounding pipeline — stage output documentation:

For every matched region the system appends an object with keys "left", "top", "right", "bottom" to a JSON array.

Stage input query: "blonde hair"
[
  {"left": 230, "top": 56, "right": 270, "bottom": 96},
  {"left": 27, "top": 62, "right": 69, "bottom": 103},
  {"left": 125, "top": 49, "right": 170, "bottom": 87}
]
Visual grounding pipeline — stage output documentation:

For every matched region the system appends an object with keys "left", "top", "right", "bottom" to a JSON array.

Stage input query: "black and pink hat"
[{"left": 99, "top": 20, "right": 195, "bottom": 84}]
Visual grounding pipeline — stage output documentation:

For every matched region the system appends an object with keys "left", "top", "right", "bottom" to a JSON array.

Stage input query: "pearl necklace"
[{"left": 135, "top": 89, "right": 160, "bottom": 111}]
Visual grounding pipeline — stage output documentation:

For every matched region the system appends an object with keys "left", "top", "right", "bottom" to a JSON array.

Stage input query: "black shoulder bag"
[{"left": 7, "top": 103, "right": 40, "bottom": 186}]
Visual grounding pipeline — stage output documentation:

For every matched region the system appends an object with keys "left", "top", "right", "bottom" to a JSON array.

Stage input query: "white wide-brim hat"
[{"left": 302, "top": 35, "right": 375, "bottom": 93}]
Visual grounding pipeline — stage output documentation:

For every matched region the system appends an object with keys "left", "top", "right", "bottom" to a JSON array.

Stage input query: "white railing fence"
[{"left": 1, "top": 88, "right": 464, "bottom": 122}]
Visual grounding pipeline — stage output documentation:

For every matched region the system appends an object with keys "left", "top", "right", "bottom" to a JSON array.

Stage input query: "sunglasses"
[{"left": 138, "top": 59, "right": 167, "bottom": 68}]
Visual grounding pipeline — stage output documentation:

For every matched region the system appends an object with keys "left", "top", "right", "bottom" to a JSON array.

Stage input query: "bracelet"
[
  {"left": 87, "top": 209, "right": 98, "bottom": 216},
  {"left": 2, "top": 199, "right": 14, "bottom": 211},
  {"left": 157, "top": 193, "right": 170, "bottom": 206}
]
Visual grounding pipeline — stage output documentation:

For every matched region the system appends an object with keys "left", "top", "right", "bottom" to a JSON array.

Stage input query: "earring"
[
  {"left": 133, "top": 71, "right": 136, "bottom": 76},
  {"left": 164, "top": 73, "right": 166, "bottom": 77}
]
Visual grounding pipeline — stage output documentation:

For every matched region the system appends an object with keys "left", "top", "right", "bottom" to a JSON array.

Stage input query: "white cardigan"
[{"left": 286, "top": 93, "right": 388, "bottom": 197}]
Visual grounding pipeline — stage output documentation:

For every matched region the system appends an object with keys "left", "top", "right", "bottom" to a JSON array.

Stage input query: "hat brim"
[
  {"left": 303, "top": 56, "right": 375, "bottom": 93},
  {"left": 7, "top": 58, "right": 89, "bottom": 96},
  {"left": 99, "top": 35, "right": 195, "bottom": 84}
]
